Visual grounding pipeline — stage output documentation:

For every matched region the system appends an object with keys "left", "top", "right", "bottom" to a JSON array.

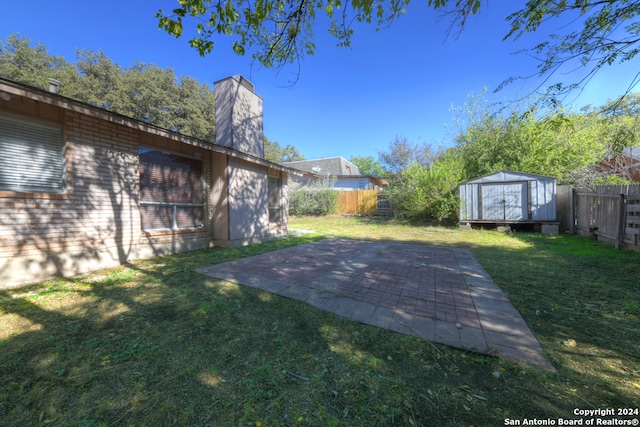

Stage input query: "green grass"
[{"left": 0, "top": 216, "right": 638, "bottom": 426}]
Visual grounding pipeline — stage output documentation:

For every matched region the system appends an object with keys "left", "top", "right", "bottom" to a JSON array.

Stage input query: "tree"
[
  {"left": 264, "top": 136, "right": 305, "bottom": 164},
  {"left": 500, "top": 0, "right": 640, "bottom": 98},
  {"left": 0, "top": 34, "right": 217, "bottom": 142},
  {"left": 156, "top": 0, "right": 477, "bottom": 69},
  {"left": 349, "top": 155, "right": 386, "bottom": 176},
  {"left": 378, "top": 135, "right": 434, "bottom": 176},
  {"left": 157, "top": 1, "right": 640, "bottom": 97},
  {"left": 0, "top": 33, "right": 75, "bottom": 89},
  {"left": 385, "top": 148, "right": 463, "bottom": 221},
  {"left": 450, "top": 88, "right": 640, "bottom": 185}
]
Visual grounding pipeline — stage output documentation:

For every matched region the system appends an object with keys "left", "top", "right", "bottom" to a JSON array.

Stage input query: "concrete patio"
[{"left": 197, "top": 238, "right": 555, "bottom": 371}]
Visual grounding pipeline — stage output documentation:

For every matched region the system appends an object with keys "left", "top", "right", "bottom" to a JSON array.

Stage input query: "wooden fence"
[
  {"left": 558, "top": 185, "right": 640, "bottom": 251},
  {"left": 338, "top": 190, "right": 379, "bottom": 215}
]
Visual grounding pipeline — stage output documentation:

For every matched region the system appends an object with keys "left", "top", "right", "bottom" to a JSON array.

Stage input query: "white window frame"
[{"left": 0, "top": 113, "right": 65, "bottom": 194}]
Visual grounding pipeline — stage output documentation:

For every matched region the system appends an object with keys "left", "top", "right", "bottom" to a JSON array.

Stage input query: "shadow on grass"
[
  {"left": 291, "top": 216, "right": 640, "bottom": 410},
  {"left": 472, "top": 233, "right": 640, "bottom": 409},
  {"left": 1, "top": 220, "right": 639, "bottom": 425}
]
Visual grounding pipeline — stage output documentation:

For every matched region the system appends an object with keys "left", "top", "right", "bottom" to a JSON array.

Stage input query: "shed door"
[{"left": 481, "top": 182, "right": 528, "bottom": 220}]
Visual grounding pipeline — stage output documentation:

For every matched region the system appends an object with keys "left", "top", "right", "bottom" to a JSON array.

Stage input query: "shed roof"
[{"left": 460, "top": 170, "right": 556, "bottom": 185}]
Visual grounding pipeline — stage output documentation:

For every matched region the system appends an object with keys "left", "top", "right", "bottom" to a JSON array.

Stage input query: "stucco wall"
[
  {"left": 214, "top": 77, "right": 264, "bottom": 159},
  {"left": 227, "top": 157, "right": 270, "bottom": 244}
]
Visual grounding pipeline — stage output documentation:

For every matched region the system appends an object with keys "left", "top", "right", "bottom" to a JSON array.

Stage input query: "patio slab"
[{"left": 196, "top": 238, "right": 555, "bottom": 371}]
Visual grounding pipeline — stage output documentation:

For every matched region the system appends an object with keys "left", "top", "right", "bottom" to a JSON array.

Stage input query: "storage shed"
[{"left": 459, "top": 171, "right": 557, "bottom": 228}]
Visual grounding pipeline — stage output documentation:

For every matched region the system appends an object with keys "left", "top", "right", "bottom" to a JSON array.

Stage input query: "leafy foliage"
[
  {"left": 501, "top": 0, "right": 640, "bottom": 97},
  {"left": 383, "top": 90, "right": 640, "bottom": 220},
  {"left": 156, "top": 0, "right": 639, "bottom": 98},
  {"left": 157, "top": 0, "right": 425, "bottom": 69},
  {"left": 349, "top": 155, "right": 386, "bottom": 176},
  {"left": 264, "top": 136, "right": 306, "bottom": 164},
  {"left": 288, "top": 182, "right": 340, "bottom": 216},
  {"left": 452, "top": 92, "right": 639, "bottom": 185},
  {"left": 377, "top": 135, "right": 434, "bottom": 176},
  {"left": 0, "top": 34, "right": 216, "bottom": 142},
  {"left": 385, "top": 150, "right": 462, "bottom": 221}
]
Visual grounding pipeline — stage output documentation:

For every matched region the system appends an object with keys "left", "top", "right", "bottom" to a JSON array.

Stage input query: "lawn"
[{"left": 1, "top": 216, "right": 638, "bottom": 426}]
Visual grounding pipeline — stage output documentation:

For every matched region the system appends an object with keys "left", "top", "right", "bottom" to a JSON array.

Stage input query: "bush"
[
  {"left": 288, "top": 183, "right": 340, "bottom": 216},
  {"left": 386, "top": 153, "right": 463, "bottom": 222}
]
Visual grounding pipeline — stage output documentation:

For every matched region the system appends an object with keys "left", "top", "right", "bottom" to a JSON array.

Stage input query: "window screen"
[
  {"left": 139, "top": 147, "right": 205, "bottom": 231},
  {"left": 0, "top": 113, "right": 65, "bottom": 193},
  {"left": 268, "top": 176, "right": 282, "bottom": 224}
]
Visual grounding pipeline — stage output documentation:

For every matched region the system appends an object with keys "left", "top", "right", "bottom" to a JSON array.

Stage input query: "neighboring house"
[
  {"left": 0, "top": 75, "right": 294, "bottom": 288},
  {"left": 283, "top": 157, "right": 387, "bottom": 191},
  {"left": 599, "top": 146, "right": 640, "bottom": 182}
]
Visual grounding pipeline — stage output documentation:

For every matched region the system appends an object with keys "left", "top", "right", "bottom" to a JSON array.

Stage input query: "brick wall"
[
  {"left": 0, "top": 79, "right": 288, "bottom": 288},
  {"left": 1, "top": 105, "right": 211, "bottom": 288}
]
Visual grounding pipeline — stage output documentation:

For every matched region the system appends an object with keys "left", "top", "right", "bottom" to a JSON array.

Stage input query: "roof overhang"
[{"left": 0, "top": 77, "right": 294, "bottom": 174}]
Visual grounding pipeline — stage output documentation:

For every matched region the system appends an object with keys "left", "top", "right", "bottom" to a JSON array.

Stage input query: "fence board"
[
  {"left": 338, "top": 190, "right": 378, "bottom": 215},
  {"left": 339, "top": 191, "right": 358, "bottom": 214},
  {"left": 569, "top": 186, "right": 640, "bottom": 251},
  {"left": 556, "top": 185, "right": 574, "bottom": 232}
]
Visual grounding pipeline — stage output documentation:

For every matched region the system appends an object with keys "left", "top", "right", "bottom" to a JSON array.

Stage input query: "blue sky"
[{"left": 2, "top": 1, "right": 638, "bottom": 160}]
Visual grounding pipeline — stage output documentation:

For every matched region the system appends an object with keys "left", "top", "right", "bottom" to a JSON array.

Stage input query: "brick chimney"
[{"left": 214, "top": 75, "right": 264, "bottom": 158}]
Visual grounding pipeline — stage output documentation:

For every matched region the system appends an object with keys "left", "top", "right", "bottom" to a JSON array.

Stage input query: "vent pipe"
[{"left": 48, "top": 78, "right": 61, "bottom": 94}]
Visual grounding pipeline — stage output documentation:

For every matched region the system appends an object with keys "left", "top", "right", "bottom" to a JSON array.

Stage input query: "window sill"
[
  {"left": 141, "top": 227, "right": 206, "bottom": 236},
  {"left": 0, "top": 191, "right": 69, "bottom": 200}
]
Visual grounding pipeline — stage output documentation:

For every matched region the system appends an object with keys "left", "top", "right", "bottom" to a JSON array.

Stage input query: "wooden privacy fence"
[
  {"left": 338, "top": 190, "right": 378, "bottom": 215},
  {"left": 568, "top": 185, "right": 640, "bottom": 251}
]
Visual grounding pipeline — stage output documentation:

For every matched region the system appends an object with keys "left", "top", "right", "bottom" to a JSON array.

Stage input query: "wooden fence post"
[
  {"left": 571, "top": 187, "right": 577, "bottom": 235},
  {"left": 616, "top": 193, "right": 626, "bottom": 249}
]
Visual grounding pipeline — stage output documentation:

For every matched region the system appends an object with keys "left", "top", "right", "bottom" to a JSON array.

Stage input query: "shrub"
[
  {"left": 386, "top": 152, "right": 463, "bottom": 222},
  {"left": 288, "top": 182, "right": 340, "bottom": 216}
]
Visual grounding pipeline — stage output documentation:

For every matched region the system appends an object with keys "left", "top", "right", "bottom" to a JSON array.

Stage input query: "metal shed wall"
[{"left": 459, "top": 171, "right": 557, "bottom": 222}]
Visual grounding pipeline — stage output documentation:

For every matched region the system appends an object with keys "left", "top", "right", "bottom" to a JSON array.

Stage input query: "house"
[
  {"left": 599, "top": 146, "right": 640, "bottom": 182},
  {"left": 0, "top": 75, "right": 294, "bottom": 288},
  {"left": 283, "top": 157, "right": 387, "bottom": 191},
  {"left": 459, "top": 170, "right": 558, "bottom": 233}
]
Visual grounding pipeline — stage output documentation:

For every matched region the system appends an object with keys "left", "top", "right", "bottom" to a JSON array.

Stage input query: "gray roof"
[
  {"left": 283, "top": 157, "right": 360, "bottom": 176},
  {"left": 461, "top": 170, "right": 556, "bottom": 185}
]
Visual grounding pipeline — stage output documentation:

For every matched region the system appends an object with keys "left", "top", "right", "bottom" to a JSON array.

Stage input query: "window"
[
  {"left": 139, "top": 147, "right": 205, "bottom": 231},
  {"left": 268, "top": 176, "right": 282, "bottom": 224},
  {"left": 0, "top": 113, "right": 65, "bottom": 193}
]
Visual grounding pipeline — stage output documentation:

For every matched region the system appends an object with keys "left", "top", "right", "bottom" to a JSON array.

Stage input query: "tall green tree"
[
  {"left": 349, "top": 155, "right": 386, "bottom": 176},
  {"left": 378, "top": 135, "right": 434, "bottom": 176},
  {"left": 454, "top": 107, "right": 604, "bottom": 184},
  {"left": 451, "top": 90, "right": 640, "bottom": 185},
  {"left": 0, "top": 34, "right": 216, "bottom": 142},
  {"left": 264, "top": 136, "right": 305, "bottom": 164},
  {"left": 70, "top": 49, "right": 125, "bottom": 109},
  {"left": 0, "top": 33, "right": 75, "bottom": 89}
]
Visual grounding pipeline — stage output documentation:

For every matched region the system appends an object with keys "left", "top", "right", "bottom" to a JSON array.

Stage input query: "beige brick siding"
[
  {"left": 1, "top": 107, "right": 211, "bottom": 288},
  {"left": 1, "top": 80, "right": 288, "bottom": 288}
]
